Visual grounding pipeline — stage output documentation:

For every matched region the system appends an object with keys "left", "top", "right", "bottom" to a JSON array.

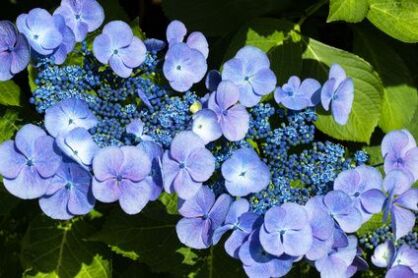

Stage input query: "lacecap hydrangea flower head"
[{"left": 0, "top": 1, "right": 417, "bottom": 277}]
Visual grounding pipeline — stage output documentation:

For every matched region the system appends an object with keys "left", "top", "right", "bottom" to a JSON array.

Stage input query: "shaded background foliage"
[{"left": 0, "top": 0, "right": 417, "bottom": 277}]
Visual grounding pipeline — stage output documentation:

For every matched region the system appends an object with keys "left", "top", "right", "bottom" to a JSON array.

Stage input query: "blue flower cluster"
[{"left": 0, "top": 1, "right": 417, "bottom": 278}]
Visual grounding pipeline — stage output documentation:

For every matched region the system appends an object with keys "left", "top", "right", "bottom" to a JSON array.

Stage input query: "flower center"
[
  {"left": 239, "top": 171, "right": 246, "bottom": 177},
  {"left": 26, "top": 159, "right": 34, "bottom": 166},
  {"left": 116, "top": 175, "right": 123, "bottom": 182},
  {"left": 395, "top": 157, "right": 404, "bottom": 165},
  {"left": 75, "top": 14, "right": 81, "bottom": 20},
  {"left": 354, "top": 192, "right": 360, "bottom": 197},
  {"left": 222, "top": 110, "right": 228, "bottom": 116},
  {"left": 65, "top": 182, "right": 73, "bottom": 190},
  {"left": 68, "top": 118, "right": 74, "bottom": 125},
  {"left": 244, "top": 76, "right": 250, "bottom": 81},
  {"left": 33, "top": 34, "right": 39, "bottom": 40},
  {"left": 113, "top": 49, "right": 119, "bottom": 55},
  {"left": 176, "top": 65, "right": 182, "bottom": 71},
  {"left": 179, "top": 162, "right": 186, "bottom": 169}
]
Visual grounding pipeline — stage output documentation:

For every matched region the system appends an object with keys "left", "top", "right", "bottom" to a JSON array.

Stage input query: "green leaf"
[
  {"left": 0, "top": 80, "right": 21, "bottom": 106},
  {"left": 28, "top": 65, "right": 38, "bottom": 93},
  {"left": 159, "top": 192, "right": 179, "bottom": 215},
  {"left": 367, "top": 0, "right": 418, "bottom": 43},
  {"left": 327, "top": 0, "right": 369, "bottom": 23},
  {"left": 406, "top": 109, "right": 418, "bottom": 141},
  {"left": 0, "top": 109, "right": 19, "bottom": 143},
  {"left": 92, "top": 202, "right": 194, "bottom": 275},
  {"left": 21, "top": 216, "right": 111, "bottom": 278},
  {"left": 357, "top": 213, "right": 386, "bottom": 236},
  {"left": 162, "top": 0, "right": 293, "bottom": 37},
  {"left": 0, "top": 185, "right": 20, "bottom": 216},
  {"left": 101, "top": 0, "right": 129, "bottom": 23},
  {"left": 226, "top": 18, "right": 383, "bottom": 143},
  {"left": 301, "top": 38, "right": 383, "bottom": 143},
  {"left": 353, "top": 26, "right": 418, "bottom": 132}
]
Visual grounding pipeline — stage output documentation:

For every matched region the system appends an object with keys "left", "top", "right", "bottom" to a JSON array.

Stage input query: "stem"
[
  {"left": 372, "top": 162, "right": 384, "bottom": 167},
  {"left": 297, "top": 0, "right": 329, "bottom": 27}
]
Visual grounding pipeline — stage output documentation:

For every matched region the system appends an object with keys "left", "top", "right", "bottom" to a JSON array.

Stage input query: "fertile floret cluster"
[{"left": 0, "top": 1, "right": 416, "bottom": 277}]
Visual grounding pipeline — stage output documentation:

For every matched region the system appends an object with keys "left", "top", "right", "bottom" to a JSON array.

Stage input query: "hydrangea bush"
[{"left": 0, "top": 0, "right": 417, "bottom": 277}]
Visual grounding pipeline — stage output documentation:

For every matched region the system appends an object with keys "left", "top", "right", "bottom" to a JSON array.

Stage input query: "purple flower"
[
  {"left": 45, "top": 98, "right": 98, "bottom": 137},
  {"left": 162, "top": 131, "right": 215, "bottom": 200},
  {"left": 126, "top": 119, "right": 164, "bottom": 201},
  {"left": 54, "top": 0, "right": 104, "bottom": 42},
  {"left": 372, "top": 241, "right": 395, "bottom": 268},
  {"left": 144, "top": 38, "right": 166, "bottom": 53},
  {"left": 305, "top": 196, "right": 336, "bottom": 261},
  {"left": 176, "top": 186, "right": 232, "bottom": 249},
  {"left": 390, "top": 245, "right": 418, "bottom": 274},
  {"left": 382, "top": 170, "right": 418, "bottom": 240},
  {"left": 192, "top": 109, "right": 222, "bottom": 144},
  {"left": 126, "top": 119, "right": 153, "bottom": 142},
  {"left": 51, "top": 15, "right": 76, "bottom": 65},
  {"left": 221, "top": 148, "right": 270, "bottom": 197},
  {"left": 92, "top": 146, "right": 153, "bottom": 214},
  {"left": 163, "top": 42, "right": 207, "bottom": 92},
  {"left": 93, "top": 21, "right": 146, "bottom": 78},
  {"left": 166, "top": 20, "right": 208, "bottom": 59},
  {"left": 0, "top": 124, "right": 61, "bottom": 199},
  {"left": 17, "top": 8, "right": 63, "bottom": 56},
  {"left": 372, "top": 241, "right": 418, "bottom": 276},
  {"left": 193, "top": 81, "right": 250, "bottom": 143},
  {"left": 274, "top": 76, "right": 321, "bottom": 110},
  {"left": 322, "top": 190, "right": 362, "bottom": 233},
  {"left": 212, "top": 199, "right": 262, "bottom": 258},
  {"left": 0, "top": 20, "right": 30, "bottom": 81},
  {"left": 321, "top": 64, "right": 354, "bottom": 125},
  {"left": 222, "top": 46, "right": 276, "bottom": 107},
  {"left": 334, "top": 165, "right": 385, "bottom": 223},
  {"left": 56, "top": 127, "right": 99, "bottom": 169},
  {"left": 381, "top": 129, "right": 418, "bottom": 181},
  {"left": 386, "top": 266, "right": 415, "bottom": 278},
  {"left": 260, "top": 202, "right": 313, "bottom": 257},
  {"left": 315, "top": 236, "right": 358, "bottom": 278},
  {"left": 239, "top": 229, "right": 294, "bottom": 278},
  {"left": 39, "top": 161, "right": 95, "bottom": 220}
]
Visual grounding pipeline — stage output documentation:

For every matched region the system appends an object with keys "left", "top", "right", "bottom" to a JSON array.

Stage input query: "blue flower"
[
  {"left": 176, "top": 186, "right": 232, "bottom": 249},
  {"left": 51, "top": 15, "right": 76, "bottom": 65},
  {"left": 239, "top": 229, "right": 294, "bottom": 278},
  {"left": 305, "top": 196, "right": 335, "bottom": 261},
  {"left": 381, "top": 129, "right": 418, "bottom": 181},
  {"left": 144, "top": 38, "right": 166, "bottom": 53},
  {"left": 212, "top": 199, "right": 262, "bottom": 258},
  {"left": 0, "top": 124, "right": 61, "bottom": 199},
  {"left": 334, "top": 165, "right": 386, "bottom": 223},
  {"left": 315, "top": 236, "right": 358, "bottom": 278},
  {"left": 221, "top": 148, "right": 270, "bottom": 196},
  {"left": 92, "top": 146, "right": 153, "bottom": 214},
  {"left": 321, "top": 64, "right": 354, "bottom": 125},
  {"left": 382, "top": 169, "right": 418, "bottom": 240},
  {"left": 372, "top": 241, "right": 418, "bottom": 276},
  {"left": 56, "top": 127, "right": 99, "bottom": 169},
  {"left": 0, "top": 20, "right": 30, "bottom": 81},
  {"left": 44, "top": 98, "right": 98, "bottom": 137},
  {"left": 162, "top": 131, "right": 215, "bottom": 199},
  {"left": 166, "top": 20, "right": 208, "bottom": 58},
  {"left": 322, "top": 190, "right": 362, "bottom": 233},
  {"left": 163, "top": 42, "right": 207, "bottom": 92},
  {"left": 222, "top": 46, "right": 276, "bottom": 107},
  {"left": 17, "top": 8, "right": 63, "bottom": 55},
  {"left": 274, "top": 76, "right": 321, "bottom": 110},
  {"left": 54, "top": 0, "right": 104, "bottom": 42},
  {"left": 39, "top": 161, "right": 95, "bottom": 220},
  {"left": 93, "top": 21, "right": 147, "bottom": 78},
  {"left": 260, "top": 202, "right": 313, "bottom": 257},
  {"left": 193, "top": 81, "right": 250, "bottom": 143}
]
